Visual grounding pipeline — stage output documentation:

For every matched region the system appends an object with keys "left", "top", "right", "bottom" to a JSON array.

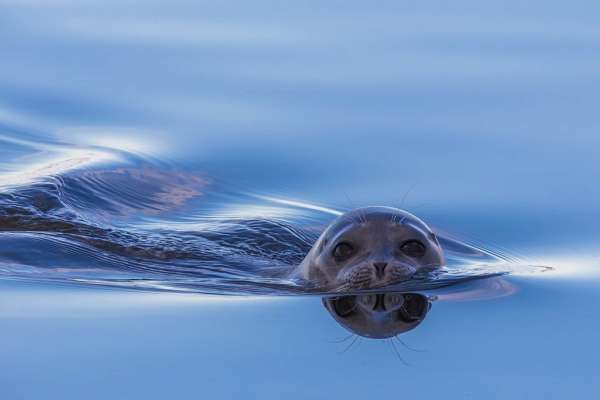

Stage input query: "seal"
[{"left": 295, "top": 206, "right": 444, "bottom": 290}]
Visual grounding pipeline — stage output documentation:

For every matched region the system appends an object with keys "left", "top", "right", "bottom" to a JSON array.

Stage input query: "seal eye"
[
  {"left": 332, "top": 242, "right": 355, "bottom": 261},
  {"left": 400, "top": 240, "right": 426, "bottom": 258}
]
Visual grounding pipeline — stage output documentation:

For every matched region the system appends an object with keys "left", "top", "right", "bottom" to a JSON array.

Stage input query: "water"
[
  {"left": 2, "top": 1, "right": 600, "bottom": 398},
  {"left": 0, "top": 132, "right": 537, "bottom": 295}
]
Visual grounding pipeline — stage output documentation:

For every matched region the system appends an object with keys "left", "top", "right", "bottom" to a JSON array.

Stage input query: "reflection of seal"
[
  {"left": 295, "top": 207, "right": 444, "bottom": 290},
  {"left": 323, "top": 292, "right": 431, "bottom": 338}
]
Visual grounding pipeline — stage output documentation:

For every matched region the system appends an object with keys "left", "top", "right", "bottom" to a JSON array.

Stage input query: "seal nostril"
[{"left": 373, "top": 262, "right": 388, "bottom": 280}]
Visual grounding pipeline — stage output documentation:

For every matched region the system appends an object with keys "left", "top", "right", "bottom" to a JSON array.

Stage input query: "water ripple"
[{"left": 0, "top": 133, "right": 548, "bottom": 295}]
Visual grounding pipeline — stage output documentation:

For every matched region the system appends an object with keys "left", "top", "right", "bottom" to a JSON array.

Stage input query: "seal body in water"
[{"left": 294, "top": 207, "right": 444, "bottom": 290}]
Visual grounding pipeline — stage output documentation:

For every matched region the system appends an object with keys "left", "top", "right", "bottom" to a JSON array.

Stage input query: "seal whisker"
[
  {"left": 394, "top": 336, "right": 427, "bottom": 353},
  {"left": 351, "top": 209, "right": 365, "bottom": 224},
  {"left": 338, "top": 335, "right": 359, "bottom": 354},
  {"left": 328, "top": 333, "right": 356, "bottom": 344},
  {"left": 334, "top": 283, "right": 350, "bottom": 293},
  {"left": 360, "top": 208, "right": 368, "bottom": 224},
  {"left": 399, "top": 182, "right": 419, "bottom": 210},
  {"left": 356, "top": 337, "right": 363, "bottom": 350},
  {"left": 342, "top": 190, "right": 356, "bottom": 212},
  {"left": 387, "top": 339, "right": 410, "bottom": 366}
]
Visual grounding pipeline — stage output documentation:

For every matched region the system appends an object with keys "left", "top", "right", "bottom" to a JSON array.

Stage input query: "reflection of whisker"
[
  {"left": 338, "top": 335, "right": 359, "bottom": 355},
  {"left": 328, "top": 333, "right": 355, "bottom": 344},
  {"left": 394, "top": 336, "right": 426, "bottom": 353},
  {"left": 388, "top": 339, "right": 410, "bottom": 366}
]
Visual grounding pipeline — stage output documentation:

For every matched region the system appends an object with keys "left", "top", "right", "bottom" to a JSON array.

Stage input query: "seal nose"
[{"left": 373, "top": 262, "right": 388, "bottom": 280}]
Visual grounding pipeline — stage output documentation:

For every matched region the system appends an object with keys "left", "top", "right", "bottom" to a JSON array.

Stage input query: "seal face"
[{"left": 298, "top": 206, "right": 444, "bottom": 290}]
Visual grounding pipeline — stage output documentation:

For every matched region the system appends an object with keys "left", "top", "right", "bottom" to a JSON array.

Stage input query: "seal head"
[{"left": 298, "top": 206, "right": 444, "bottom": 290}]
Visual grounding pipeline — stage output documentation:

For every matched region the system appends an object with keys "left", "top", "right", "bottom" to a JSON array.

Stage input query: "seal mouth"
[{"left": 338, "top": 262, "right": 418, "bottom": 290}]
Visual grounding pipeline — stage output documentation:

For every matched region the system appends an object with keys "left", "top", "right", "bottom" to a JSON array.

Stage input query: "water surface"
[{"left": 1, "top": 1, "right": 600, "bottom": 398}]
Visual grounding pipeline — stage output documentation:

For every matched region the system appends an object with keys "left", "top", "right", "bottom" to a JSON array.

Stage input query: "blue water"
[
  {"left": 0, "top": 132, "right": 536, "bottom": 295},
  {"left": 2, "top": 1, "right": 600, "bottom": 398}
]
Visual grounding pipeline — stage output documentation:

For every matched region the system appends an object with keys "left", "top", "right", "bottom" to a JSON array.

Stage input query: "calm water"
[{"left": 2, "top": 1, "right": 600, "bottom": 398}]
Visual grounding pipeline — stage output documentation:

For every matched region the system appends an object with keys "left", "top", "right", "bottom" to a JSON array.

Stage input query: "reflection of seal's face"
[
  {"left": 323, "top": 292, "right": 431, "bottom": 338},
  {"left": 299, "top": 206, "right": 444, "bottom": 290}
]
